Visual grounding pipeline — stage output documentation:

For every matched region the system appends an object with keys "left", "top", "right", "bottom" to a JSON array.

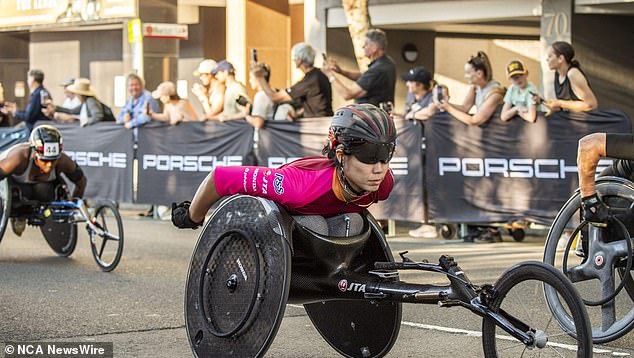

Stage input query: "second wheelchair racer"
[
  {"left": 172, "top": 103, "right": 396, "bottom": 229},
  {"left": 0, "top": 125, "right": 87, "bottom": 235}
]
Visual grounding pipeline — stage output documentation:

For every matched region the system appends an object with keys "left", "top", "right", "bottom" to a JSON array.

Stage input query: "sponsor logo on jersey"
[{"left": 273, "top": 173, "right": 284, "bottom": 195}]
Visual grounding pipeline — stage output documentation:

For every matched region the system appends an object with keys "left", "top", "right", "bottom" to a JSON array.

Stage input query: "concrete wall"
[
  {"left": 326, "top": 28, "right": 435, "bottom": 111},
  {"left": 30, "top": 30, "right": 123, "bottom": 106},
  {"left": 572, "top": 14, "right": 634, "bottom": 121}
]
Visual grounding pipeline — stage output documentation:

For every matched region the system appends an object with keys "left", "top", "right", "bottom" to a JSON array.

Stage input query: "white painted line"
[{"left": 401, "top": 321, "right": 627, "bottom": 356}]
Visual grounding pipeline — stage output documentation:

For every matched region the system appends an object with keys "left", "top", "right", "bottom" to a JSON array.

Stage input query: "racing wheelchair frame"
[
  {"left": 544, "top": 176, "right": 634, "bottom": 343},
  {"left": 0, "top": 178, "right": 124, "bottom": 271},
  {"left": 185, "top": 195, "right": 592, "bottom": 357}
]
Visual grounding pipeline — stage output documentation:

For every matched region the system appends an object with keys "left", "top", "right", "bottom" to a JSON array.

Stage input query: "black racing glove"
[
  {"left": 171, "top": 201, "right": 203, "bottom": 229},
  {"left": 581, "top": 193, "right": 610, "bottom": 227}
]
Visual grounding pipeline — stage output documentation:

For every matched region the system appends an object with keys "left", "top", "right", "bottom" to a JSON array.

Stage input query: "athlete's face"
[
  {"left": 34, "top": 155, "right": 57, "bottom": 174},
  {"left": 339, "top": 152, "right": 390, "bottom": 193}
]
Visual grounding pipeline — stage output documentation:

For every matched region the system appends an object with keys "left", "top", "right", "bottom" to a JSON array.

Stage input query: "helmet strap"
[{"left": 336, "top": 164, "right": 368, "bottom": 201}]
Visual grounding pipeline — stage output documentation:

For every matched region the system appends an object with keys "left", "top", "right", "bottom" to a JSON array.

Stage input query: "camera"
[{"left": 236, "top": 95, "right": 250, "bottom": 107}]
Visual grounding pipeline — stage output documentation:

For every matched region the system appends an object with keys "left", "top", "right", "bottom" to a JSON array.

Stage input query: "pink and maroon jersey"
[{"left": 214, "top": 157, "right": 393, "bottom": 217}]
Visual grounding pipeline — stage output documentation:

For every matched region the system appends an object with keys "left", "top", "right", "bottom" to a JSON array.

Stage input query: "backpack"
[{"left": 100, "top": 101, "right": 116, "bottom": 122}]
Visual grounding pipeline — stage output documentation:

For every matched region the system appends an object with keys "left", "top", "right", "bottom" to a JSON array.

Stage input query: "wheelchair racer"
[
  {"left": 577, "top": 133, "right": 634, "bottom": 225},
  {"left": 172, "top": 103, "right": 396, "bottom": 229},
  {"left": 0, "top": 125, "right": 87, "bottom": 235}
]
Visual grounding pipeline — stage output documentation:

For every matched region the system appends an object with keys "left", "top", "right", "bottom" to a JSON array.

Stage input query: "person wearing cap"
[
  {"left": 435, "top": 51, "right": 505, "bottom": 127},
  {"left": 117, "top": 73, "right": 160, "bottom": 129},
  {"left": 53, "top": 78, "right": 105, "bottom": 127},
  {"left": 148, "top": 81, "right": 198, "bottom": 125},
  {"left": 192, "top": 59, "right": 225, "bottom": 119},
  {"left": 245, "top": 64, "right": 295, "bottom": 128},
  {"left": 252, "top": 42, "right": 333, "bottom": 118},
  {"left": 1, "top": 69, "right": 53, "bottom": 132},
  {"left": 401, "top": 67, "right": 439, "bottom": 122},
  {"left": 60, "top": 78, "right": 81, "bottom": 111},
  {"left": 212, "top": 60, "right": 249, "bottom": 121},
  {"left": 501, "top": 60, "right": 543, "bottom": 123}
]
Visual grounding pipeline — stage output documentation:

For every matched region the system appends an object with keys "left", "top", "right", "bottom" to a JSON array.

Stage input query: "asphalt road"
[{"left": 0, "top": 215, "right": 632, "bottom": 357}]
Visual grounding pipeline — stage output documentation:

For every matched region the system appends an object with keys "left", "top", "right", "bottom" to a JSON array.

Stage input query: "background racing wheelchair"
[
  {"left": 544, "top": 175, "right": 634, "bottom": 343},
  {"left": 184, "top": 194, "right": 593, "bottom": 358},
  {"left": 0, "top": 176, "right": 124, "bottom": 272}
]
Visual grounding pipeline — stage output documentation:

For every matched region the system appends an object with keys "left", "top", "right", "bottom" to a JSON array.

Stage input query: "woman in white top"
[
  {"left": 149, "top": 81, "right": 199, "bottom": 125},
  {"left": 436, "top": 51, "right": 505, "bottom": 126}
]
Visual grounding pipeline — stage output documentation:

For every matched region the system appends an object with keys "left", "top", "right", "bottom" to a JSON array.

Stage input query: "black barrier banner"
[
  {"left": 137, "top": 120, "right": 254, "bottom": 204},
  {"left": 424, "top": 110, "right": 631, "bottom": 224},
  {"left": 0, "top": 127, "right": 29, "bottom": 151},
  {"left": 257, "top": 117, "right": 424, "bottom": 221},
  {"left": 42, "top": 122, "right": 135, "bottom": 202}
]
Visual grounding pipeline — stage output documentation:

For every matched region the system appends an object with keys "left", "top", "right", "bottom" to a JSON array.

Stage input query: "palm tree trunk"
[{"left": 342, "top": 0, "right": 371, "bottom": 72}]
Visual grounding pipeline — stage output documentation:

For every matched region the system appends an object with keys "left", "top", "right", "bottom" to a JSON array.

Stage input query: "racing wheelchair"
[
  {"left": 185, "top": 195, "right": 592, "bottom": 357},
  {"left": 544, "top": 176, "right": 634, "bottom": 343},
  {"left": 0, "top": 178, "right": 124, "bottom": 272}
]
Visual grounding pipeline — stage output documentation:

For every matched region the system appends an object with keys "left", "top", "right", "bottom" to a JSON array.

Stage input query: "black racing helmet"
[
  {"left": 324, "top": 103, "right": 396, "bottom": 164},
  {"left": 29, "top": 125, "right": 63, "bottom": 161}
]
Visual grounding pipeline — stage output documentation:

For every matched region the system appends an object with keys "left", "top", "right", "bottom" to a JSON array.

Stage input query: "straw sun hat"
[{"left": 66, "top": 78, "right": 96, "bottom": 97}]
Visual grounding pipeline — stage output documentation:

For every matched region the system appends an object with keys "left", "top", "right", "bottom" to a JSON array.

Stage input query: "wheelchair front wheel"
[
  {"left": 89, "top": 202, "right": 124, "bottom": 272},
  {"left": 482, "top": 262, "right": 592, "bottom": 358}
]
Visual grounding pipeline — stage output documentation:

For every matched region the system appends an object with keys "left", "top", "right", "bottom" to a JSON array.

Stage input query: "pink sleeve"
[{"left": 214, "top": 166, "right": 309, "bottom": 207}]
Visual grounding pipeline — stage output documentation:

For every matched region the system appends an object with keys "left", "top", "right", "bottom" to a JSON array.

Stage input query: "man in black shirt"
[
  {"left": 253, "top": 42, "right": 333, "bottom": 118},
  {"left": 323, "top": 29, "right": 396, "bottom": 107}
]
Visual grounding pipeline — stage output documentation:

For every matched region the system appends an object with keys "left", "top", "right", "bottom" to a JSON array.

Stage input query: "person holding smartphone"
[
  {"left": 401, "top": 67, "right": 439, "bottom": 122},
  {"left": 116, "top": 73, "right": 160, "bottom": 129},
  {"left": 500, "top": 60, "right": 543, "bottom": 123},
  {"left": 211, "top": 60, "right": 250, "bottom": 121}
]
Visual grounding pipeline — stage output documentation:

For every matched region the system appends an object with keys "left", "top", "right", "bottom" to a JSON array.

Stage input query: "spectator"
[
  {"left": 1, "top": 69, "right": 52, "bottom": 131},
  {"left": 116, "top": 73, "right": 159, "bottom": 129},
  {"left": 542, "top": 41, "right": 598, "bottom": 113},
  {"left": 149, "top": 81, "right": 199, "bottom": 125},
  {"left": 436, "top": 51, "right": 505, "bottom": 126},
  {"left": 53, "top": 78, "right": 105, "bottom": 127},
  {"left": 500, "top": 60, "right": 543, "bottom": 123},
  {"left": 246, "top": 64, "right": 295, "bottom": 128},
  {"left": 323, "top": 29, "right": 396, "bottom": 108},
  {"left": 0, "top": 82, "right": 13, "bottom": 127},
  {"left": 401, "top": 67, "right": 438, "bottom": 121},
  {"left": 192, "top": 59, "right": 224, "bottom": 119},
  {"left": 211, "top": 60, "right": 249, "bottom": 121},
  {"left": 60, "top": 78, "right": 81, "bottom": 110},
  {"left": 253, "top": 42, "right": 333, "bottom": 118}
]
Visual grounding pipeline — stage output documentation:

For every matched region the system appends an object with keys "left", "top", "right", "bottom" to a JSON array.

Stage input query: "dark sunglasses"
[{"left": 346, "top": 141, "right": 395, "bottom": 164}]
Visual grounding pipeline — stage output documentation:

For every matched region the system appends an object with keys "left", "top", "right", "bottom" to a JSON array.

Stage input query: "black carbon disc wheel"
[
  {"left": 543, "top": 178, "right": 634, "bottom": 343},
  {"left": 482, "top": 262, "right": 592, "bottom": 358},
  {"left": 41, "top": 220, "right": 77, "bottom": 257},
  {"left": 185, "top": 195, "right": 291, "bottom": 358},
  {"left": 0, "top": 178, "right": 11, "bottom": 244},
  {"left": 201, "top": 230, "right": 261, "bottom": 337}
]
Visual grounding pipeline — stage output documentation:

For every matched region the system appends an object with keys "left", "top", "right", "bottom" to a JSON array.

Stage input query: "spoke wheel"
[
  {"left": 0, "top": 178, "right": 11, "bottom": 244},
  {"left": 89, "top": 202, "right": 124, "bottom": 272},
  {"left": 543, "top": 179, "right": 634, "bottom": 343},
  {"left": 482, "top": 262, "right": 592, "bottom": 358}
]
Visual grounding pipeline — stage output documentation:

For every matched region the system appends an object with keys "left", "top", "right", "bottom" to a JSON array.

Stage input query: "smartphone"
[
  {"left": 251, "top": 49, "right": 258, "bottom": 63},
  {"left": 436, "top": 86, "right": 443, "bottom": 101},
  {"left": 322, "top": 53, "right": 327, "bottom": 61},
  {"left": 529, "top": 90, "right": 544, "bottom": 102}
]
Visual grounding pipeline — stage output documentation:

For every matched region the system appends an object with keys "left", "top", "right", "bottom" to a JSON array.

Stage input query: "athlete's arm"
[
  {"left": 57, "top": 154, "right": 87, "bottom": 198},
  {"left": 188, "top": 171, "right": 221, "bottom": 224},
  {"left": 0, "top": 146, "right": 28, "bottom": 180}
]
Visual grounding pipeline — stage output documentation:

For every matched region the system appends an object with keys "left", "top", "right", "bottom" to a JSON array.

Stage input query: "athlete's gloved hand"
[
  {"left": 581, "top": 193, "right": 610, "bottom": 227},
  {"left": 171, "top": 201, "right": 203, "bottom": 229}
]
